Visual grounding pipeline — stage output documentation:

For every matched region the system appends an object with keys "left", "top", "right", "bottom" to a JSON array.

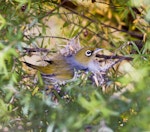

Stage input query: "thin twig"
[
  {"left": 40, "top": 0, "right": 68, "bottom": 19},
  {"left": 23, "top": 0, "right": 68, "bottom": 33},
  {"left": 96, "top": 54, "right": 133, "bottom": 61},
  {"left": 56, "top": 3, "right": 143, "bottom": 39},
  {"left": 23, "top": 34, "right": 70, "bottom": 41},
  {"left": 36, "top": 35, "right": 70, "bottom": 41},
  {"left": 68, "top": 21, "right": 108, "bottom": 41},
  {"left": 23, "top": 47, "right": 50, "bottom": 53},
  {"left": 75, "top": 22, "right": 92, "bottom": 38}
]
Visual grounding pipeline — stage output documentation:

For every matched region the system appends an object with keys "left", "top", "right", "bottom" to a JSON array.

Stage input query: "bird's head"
[{"left": 74, "top": 47, "right": 102, "bottom": 66}]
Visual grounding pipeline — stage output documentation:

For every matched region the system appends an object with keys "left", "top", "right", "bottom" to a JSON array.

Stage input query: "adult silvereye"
[{"left": 24, "top": 47, "right": 102, "bottom": 83}]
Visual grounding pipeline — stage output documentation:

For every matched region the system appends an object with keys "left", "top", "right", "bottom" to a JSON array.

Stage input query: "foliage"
[{"left": 0, "top": 0, "right": 150, "bottom": 131}]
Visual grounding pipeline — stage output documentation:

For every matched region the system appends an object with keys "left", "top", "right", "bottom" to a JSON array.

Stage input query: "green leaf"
[{"left": 0, "top": 15, "right": 6, "bottom": 30}]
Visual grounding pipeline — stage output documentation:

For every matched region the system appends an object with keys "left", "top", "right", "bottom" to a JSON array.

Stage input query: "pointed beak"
[{"left": 93, "top": 48, "right": 103, "bottom": 54}]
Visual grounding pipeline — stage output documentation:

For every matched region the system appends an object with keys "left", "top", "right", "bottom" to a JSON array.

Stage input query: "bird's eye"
[{"left": 85, "top": 50, "right": 92, "bottom": 57}]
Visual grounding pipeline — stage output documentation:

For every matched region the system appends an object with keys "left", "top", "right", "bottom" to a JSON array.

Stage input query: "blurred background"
[{"left": 0, "top": 0, "right": 150, "bottom": 131}]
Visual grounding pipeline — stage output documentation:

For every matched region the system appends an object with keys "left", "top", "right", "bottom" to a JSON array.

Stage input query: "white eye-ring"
[{"left": 85, "top": 50, "right": 92, "bottom": 57}]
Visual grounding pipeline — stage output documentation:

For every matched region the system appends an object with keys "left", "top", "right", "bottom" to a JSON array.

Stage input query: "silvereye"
[{"left": 24, "top": 47, "right": 102, "bottom": 83}]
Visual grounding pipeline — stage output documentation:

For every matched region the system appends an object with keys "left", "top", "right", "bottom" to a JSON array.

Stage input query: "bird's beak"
[{"left": 93, "top": 48, "right": 103, "bottom": 54}]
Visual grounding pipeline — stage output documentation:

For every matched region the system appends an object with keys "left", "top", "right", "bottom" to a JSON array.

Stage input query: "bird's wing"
[{"left": 44, "top": 60, "right": 54, "bottom": 64}]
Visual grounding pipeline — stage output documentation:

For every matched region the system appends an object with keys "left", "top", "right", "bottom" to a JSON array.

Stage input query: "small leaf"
[{"left": 0, "top": 15, "right": 6, "bottom": 30}]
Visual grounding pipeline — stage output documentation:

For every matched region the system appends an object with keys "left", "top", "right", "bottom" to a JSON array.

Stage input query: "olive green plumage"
[{"left": 24, "top": 47, "right": 102, "bottom": 81}]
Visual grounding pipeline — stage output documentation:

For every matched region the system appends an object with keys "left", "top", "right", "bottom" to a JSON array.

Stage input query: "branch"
[
  {"left": 96, "top": 54, "right": 133, "bottom": 61},
  {"left": 56, "top": 3, "right": 143, "bottom": 39},
  {"left": 36, "top": 35, "right": 70, "bottom": 40},
  {"left": 40, "top": 0, "right": 68, "bottom": 19},
  {"left": 23, "top": 0, "right": 68, "bottom": 32},
  {"left": 23, "top": 47, "right": 50, "bottom": 53},
  {"left": 67, "top": 21, "right": 108, "bottom": 41}
]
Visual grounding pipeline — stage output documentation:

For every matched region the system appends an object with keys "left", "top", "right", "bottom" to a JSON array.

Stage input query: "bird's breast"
[{"left": 65, "top": 56, "right": 88, "bottom": 71}]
